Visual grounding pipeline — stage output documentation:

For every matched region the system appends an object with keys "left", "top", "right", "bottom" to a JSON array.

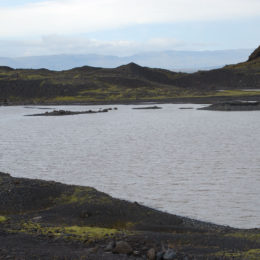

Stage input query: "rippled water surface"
[{"left": 0, "top": 104, "right": 260, "bottom": 228}]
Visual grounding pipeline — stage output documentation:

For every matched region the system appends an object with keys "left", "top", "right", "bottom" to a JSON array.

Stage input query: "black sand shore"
[
  {"left": 2, "top": 94, "right": 260, "bottom": 107},
  {"left": 0, "top": 172, "right": 259, "bottom": 259}
]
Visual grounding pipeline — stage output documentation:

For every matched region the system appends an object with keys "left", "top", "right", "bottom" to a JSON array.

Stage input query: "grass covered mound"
[{"left": 0, "top": 172, "right": 260, "bottom": 259}]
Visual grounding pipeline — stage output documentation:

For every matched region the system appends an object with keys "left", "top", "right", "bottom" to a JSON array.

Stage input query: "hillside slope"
[
  {"left": 0, "top": 47, "right": 260, "bottom": 104},
  {"left": 1, "top": 172, "right": 260, "bottom": 259}
]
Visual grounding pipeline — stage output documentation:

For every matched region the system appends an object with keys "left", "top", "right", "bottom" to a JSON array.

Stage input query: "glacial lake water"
[{"left": 0, "top": 104, "right": 260, "bottom": 229}]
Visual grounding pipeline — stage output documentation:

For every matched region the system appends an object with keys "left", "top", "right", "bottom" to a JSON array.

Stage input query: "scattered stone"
[
  {"left": 31, "top": 216, "right": 42, "bottom": 222},
  {"left": 88, "top": 246, "right": 99, "bottom": 254},
  {"left": 163, "top": 249, "right": 177, "bottom": 260},
  {"left": 105, "top": 240, "right": 116, "bottom": 252},
  {"left": 147, "top": 248, "right": 156, "bottom": 260},
  {"left": 113, "top": 241, "right": 133, "bottom": 255},
  {"left": 156, "top": 251, "right": 164, "bottom": 260},
  {"left": 133, "top": 250, "right": 141, "bottom": 256}
]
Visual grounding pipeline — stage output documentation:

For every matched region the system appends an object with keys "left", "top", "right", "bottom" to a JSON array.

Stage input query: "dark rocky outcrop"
[
  {"left": 112, "top": 241, "right": 133, "bottom": 254},
  {"left": 248, "top": 45, "right": 260, "bottom": 61},
  {"left": 198, "top": 100, "right": 260, "bottom": 111},
  {"left": 132, "top": 106, "right": 162, "bottom": 110},
  {"left": 26, "top": 108, "right": 111, "bottom": 116}
]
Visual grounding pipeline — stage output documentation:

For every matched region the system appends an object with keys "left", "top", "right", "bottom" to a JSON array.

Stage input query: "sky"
[{"left": 0, "top": 0, "right": 259, "bottom": 57}]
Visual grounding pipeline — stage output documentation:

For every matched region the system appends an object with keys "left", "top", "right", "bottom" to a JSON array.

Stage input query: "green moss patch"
[
  {"left": 225, "top": 231, "right": 260, "bottom": 243},
  {"left": 56, "top": 187, "right": 113, "bottom": 205},
  {"left": 244, "top": 249, "right": 260, "bottom": 260},
  {"left": 213, "top": 249, "right": 260, "bottom": 260},
  {"left": 0, "top": 216, "right": 7, "bottom": 223},
  {"left": 215, "top": 90, "right": 260, "bottom": 97},
  {"left": 16, "top": 222, "right": 118, "bottom": 242}
]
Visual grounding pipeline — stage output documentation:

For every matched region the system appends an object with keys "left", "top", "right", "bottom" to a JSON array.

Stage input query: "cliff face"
[{"left": 248, "top": 45, "right": 260, "bottom": 61}]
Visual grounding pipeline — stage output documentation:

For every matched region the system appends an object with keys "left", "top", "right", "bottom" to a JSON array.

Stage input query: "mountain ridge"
[
  {"left": 0, "top": 47, "right": 259, "bottom": 105},
  {"left": 0, "top": 49, "right": 252, "bottom": 72}
]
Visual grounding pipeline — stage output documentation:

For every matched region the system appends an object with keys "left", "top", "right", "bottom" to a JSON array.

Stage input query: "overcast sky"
[{"left": 0, "top": 0, "right": 259, "bottom": 57}]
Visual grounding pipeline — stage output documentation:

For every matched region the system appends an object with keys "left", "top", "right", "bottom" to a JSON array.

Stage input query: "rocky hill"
[
  {"left": 248, "top": 45, "right": 260, "bottom": 61},
  {"left": 0, "top": 46, "right": 260, "bottom": 105}
]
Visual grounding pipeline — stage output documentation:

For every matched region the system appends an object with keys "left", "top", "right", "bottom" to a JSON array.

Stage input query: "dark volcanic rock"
[
  {"left": 0, "top": 172, "right": 69, "bottom": 214},
  {"left": 147, "top": 248, "right": 156, "bottom": 260},
  {"left": 26, "top": 108, "right": 111, "bottom": 116},
  {"left": 179, "top": 107, "right": 194, "bottom": 110},
  {"left": 0, "top": 172, "right": 184, "bottom": 227},
  {"left": 163, "top": 249, "right": 177, "bottom": 260},
  {"left": 113, "top": 241, "right": 133, "bottom": 254},
  {"left": 132, "top": 106, "right": 162, "bottom": 110},
  {"left": 105, "top": 240, "right": 116, "bottom": 252},
  {"left": 198, "top": 100, "right": 260, "bottom": 111},
  {"left": 248, "top": 45, "right": 260, "bottom": 61}
]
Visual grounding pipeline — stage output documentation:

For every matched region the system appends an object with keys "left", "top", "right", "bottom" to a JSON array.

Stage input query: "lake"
[{"left": 0, "top": 104, "right": 259, "bottom": 228}]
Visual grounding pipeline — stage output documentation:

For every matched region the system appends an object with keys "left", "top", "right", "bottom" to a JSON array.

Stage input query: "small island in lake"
[
  {"left": 199, "top": 101, "right": 260, "bottom": 111},
  {"left": 132, "top": 106, "right": 162, "bottom": 110},
  {"left": 26, "top": 108, "right": 114, "bottom": 116}
]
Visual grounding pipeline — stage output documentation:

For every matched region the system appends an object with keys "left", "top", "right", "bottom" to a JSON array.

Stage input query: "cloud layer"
[
  {"left": 0, "top": 35, "right": 201, "bottom": 57},
  {"left": 1, "top": 0, "right": 260, "bottom": 37}
]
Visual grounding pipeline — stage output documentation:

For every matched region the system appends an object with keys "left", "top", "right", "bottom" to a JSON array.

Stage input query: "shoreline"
[
  {"left": 0, "top": 172, "right": 259, "bottom": 259},
  {"left": 2, "top": 95, "right": 260, "bottom": 107}
]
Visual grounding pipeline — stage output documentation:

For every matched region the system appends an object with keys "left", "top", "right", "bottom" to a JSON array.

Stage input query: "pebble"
[
  {"left": 32, "top": 216, "right": 42, "bottom": 222},
  {"left": 88, "top": 246, "right": 99, "bottom": 254},
  {"left": 163, "top": 249, "right": 177, "bottom": 260},
  {"left": 156, "top": 251, "right": 164, "bottom": 260},
  {"left": 147, "top": 248, "right": 156, "bottom": 260},
  {"left": 113, "top": 241, "right": 133, "bottom": 254},
  {"left": 105, "top": 240, "right": 116, "bottom": 251}
]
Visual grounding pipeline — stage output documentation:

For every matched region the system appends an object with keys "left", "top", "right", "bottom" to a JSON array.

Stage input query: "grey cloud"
[{"left": 0, "top": 35, "right": 199, "bottom": 57}]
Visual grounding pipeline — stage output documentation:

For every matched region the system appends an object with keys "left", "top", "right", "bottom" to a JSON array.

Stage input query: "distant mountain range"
[{"left": 0, "top": 49, "right": 253, "bottom": 72}]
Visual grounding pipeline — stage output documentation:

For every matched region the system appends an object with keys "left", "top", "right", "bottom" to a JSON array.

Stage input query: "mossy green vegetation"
[
  {"left": 213, "top": 248, "right": 260, "bottom": 260},
  {"left": 210, "top": 231, "right": 260, "bottom": 259},
  {"left": 225, "top": 57, "right": 260, "bottom": 72},
  {"left": 16, "top": 221, "right": 118, "bottom": 242},
  {"left": 244, "top": 249, "right": 260, "bottom": 260},
  {"left": 225, "top": 231, "right": 260, "bottom": 243},
  {"left": 215, "top": 90, "right": 260, "bottom": 97},
  {"left": 56, "top": 187, "right": 113, "bottom": 205},
  {"left": 0, "top": 216, "right": 7, "bottom": 223}
]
